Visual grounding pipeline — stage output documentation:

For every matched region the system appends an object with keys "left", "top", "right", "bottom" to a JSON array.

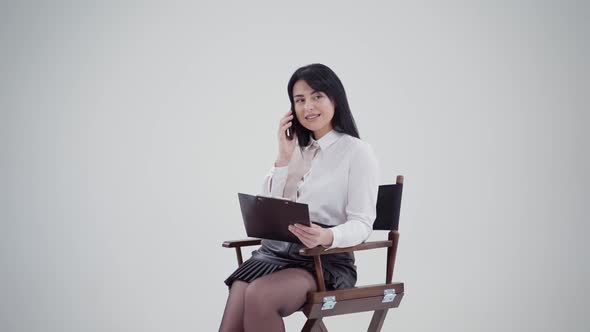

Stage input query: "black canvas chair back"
[{"left": 373, "top": 175, "right": 404, "bottom": 231}]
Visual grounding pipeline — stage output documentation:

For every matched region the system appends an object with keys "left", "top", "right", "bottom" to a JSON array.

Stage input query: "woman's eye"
[
  {"left": 314, "top": 95, "right": 322, "bottom": 100},
  {"left": 295, "top": 99, "right": 303, "bottom": 103}
]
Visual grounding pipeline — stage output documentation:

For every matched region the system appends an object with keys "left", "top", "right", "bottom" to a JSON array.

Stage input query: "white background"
[{"left": 1, "top": 1, "right": 588, "bottom": 331}]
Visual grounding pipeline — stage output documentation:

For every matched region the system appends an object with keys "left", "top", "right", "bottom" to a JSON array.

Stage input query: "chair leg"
[
  {"left": 301, "top": 318, "right": 328, "bottom": 332},
  {"left": 367, "top": 309, "right": 388, "bottom": 332}
]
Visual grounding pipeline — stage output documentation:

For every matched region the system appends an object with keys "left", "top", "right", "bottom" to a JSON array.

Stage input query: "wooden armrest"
[
  {"left": 298, "top": 240, "right": 392, "bottom": 256},
  {"left": 222, "top": 238, "right": 262, "bottom": 248}
]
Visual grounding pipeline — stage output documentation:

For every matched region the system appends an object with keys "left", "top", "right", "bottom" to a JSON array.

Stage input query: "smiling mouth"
[{"left": 305, "top": 114, "right": 320, "bottom": 120}]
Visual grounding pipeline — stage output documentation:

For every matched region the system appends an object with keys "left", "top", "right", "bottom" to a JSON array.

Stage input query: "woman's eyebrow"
[{"left": 294, "top": 90, "right": 319, "bottom": 98}]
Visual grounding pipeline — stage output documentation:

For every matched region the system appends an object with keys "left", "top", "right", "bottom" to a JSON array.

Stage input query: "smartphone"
[{"left": 285, "top": 108, "right": 299, "bottom": 140}]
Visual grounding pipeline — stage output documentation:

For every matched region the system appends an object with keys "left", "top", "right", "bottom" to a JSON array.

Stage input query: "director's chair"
[{"left": 223, "top": 175, "right": 405, "bottom": 331}]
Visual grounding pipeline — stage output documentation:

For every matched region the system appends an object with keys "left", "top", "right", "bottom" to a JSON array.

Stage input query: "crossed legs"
[{"left": 219, "top": 268, "right": 318, "bottom": 332}]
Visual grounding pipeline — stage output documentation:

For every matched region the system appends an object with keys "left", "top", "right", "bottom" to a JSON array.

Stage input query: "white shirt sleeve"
[
  {"left": 324, "top": 143, "right": 380, "bottom": 249},
  {"left": 261, "top": 165, "right": 289, "bottom": 197}
]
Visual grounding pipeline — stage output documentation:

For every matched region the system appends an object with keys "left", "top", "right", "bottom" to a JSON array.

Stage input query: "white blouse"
[{"left": 261, "top": 129, "right": 380, "bottom": 249}]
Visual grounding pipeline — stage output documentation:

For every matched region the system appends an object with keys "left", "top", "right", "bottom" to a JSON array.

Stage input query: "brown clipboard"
[{"left": 237, "top": 193, "right": 311, "bottom": 244}]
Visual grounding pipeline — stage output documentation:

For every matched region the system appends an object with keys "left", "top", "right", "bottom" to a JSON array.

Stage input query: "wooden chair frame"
[{"left": 222, "top": 176, "right": 405, "bottom": 331}]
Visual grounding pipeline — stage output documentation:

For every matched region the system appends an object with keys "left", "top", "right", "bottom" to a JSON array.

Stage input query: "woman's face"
[{"left": 292, "top": 80, "right": 335, "bottom": 140}]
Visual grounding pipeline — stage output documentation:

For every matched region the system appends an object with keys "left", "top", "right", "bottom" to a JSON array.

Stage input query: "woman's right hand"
[{"left": 275, "top": 110, "right": 297, "bottom": 167}]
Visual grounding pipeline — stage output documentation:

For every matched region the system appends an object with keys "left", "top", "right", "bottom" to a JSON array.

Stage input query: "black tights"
[{"left": 218, "top": 268, "right": 318, "bottom": 332}]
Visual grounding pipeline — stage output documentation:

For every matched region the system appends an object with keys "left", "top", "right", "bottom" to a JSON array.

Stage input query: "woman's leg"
[
  {"left": 243, "top": 268, "right": 318, "bottom": 332},
  {"left": 218, "top": 280, "right": 249, "bottom": 332}
]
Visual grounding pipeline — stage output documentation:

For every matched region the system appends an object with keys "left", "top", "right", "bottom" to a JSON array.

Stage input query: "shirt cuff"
[
  {"left": 270, "top": 165, "right": 289, "bottom": 178},
  {"left": 321, "top": 228, "right": 340, "bottom": 250},
  {"left": 267, "top": 165, "right": 289, "bottom": 198}
]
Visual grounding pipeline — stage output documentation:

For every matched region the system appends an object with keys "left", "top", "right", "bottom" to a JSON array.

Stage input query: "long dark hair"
[{"left": 287, "top": 63, "right": 360, "bottom": 147}]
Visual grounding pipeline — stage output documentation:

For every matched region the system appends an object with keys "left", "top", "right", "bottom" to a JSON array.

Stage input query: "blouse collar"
[{"left": 308, "top": 129, "right": 344, "bottom": 151}]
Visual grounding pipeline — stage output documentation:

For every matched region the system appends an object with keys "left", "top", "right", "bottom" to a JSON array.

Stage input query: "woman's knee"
[
  {"left": 243, "top": 269, "right": 316, "bottom": 316},
  {"left": 219, "top": 281, "right": 250, "bottom": 332},
  {"left": 244, "top": 278, "right": 274, "bottom": 309}
]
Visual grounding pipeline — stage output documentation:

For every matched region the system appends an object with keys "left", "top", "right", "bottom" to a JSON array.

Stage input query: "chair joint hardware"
[
  {"left": 382, "top": 289, "right": 397, "bottom": 303},
  {"left": 321, "top": 296, "right": 337, "bottom": 310}
]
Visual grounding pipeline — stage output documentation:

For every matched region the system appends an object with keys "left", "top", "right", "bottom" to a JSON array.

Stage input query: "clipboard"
[{"left": 237, "top": 193, "right": 311, "bottom": 244}]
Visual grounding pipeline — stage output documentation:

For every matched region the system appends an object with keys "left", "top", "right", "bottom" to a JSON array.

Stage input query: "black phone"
[{"left": 285, "top": 108, "right": 299, "bottom": 140}]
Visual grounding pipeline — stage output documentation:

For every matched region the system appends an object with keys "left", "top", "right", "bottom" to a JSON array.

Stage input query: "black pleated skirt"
[{"left": 224, "top": 239, "right": 357, "bottom": 291}]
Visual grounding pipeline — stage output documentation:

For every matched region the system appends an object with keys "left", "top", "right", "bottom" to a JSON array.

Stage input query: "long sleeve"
[
  {"left": 261, "top": 165, "right": 289, "bottom": 198},
  {"left": 324, "top": 144, "right": 380, "bottom": 249}
]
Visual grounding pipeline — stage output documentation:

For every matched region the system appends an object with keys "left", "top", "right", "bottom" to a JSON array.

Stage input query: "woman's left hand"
[{"left": 288, "top": 223, "right": 333, "bottom": 248}]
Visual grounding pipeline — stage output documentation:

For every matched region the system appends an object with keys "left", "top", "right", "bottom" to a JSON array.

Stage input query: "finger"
[
  {"left": 294, "top": 226, "right": 318, "bottom": 237},
  {"left": 279, "top": 120, "right": 292, "bottom": 132},
  {"left": 280, "top": 116, "right": 292, "bottom": 126},
  {"left": 294, "top": 224, "right": 320, "bottom": 236},
  {"left": 280, "top": 122, "right": 292, "bottom": 131},
  {"left": 290, "top": 229, "right": 312, "bottom": 248},
  {"left": 297, "top": 234, "right": 315, "bottom": 248},
  {"left": 289, "top": 225, "right": 303, "bottom": 237},
  {"left": 280, "top": 114, "right": 294, "bottom": 125},
  {"left": 293, "top": 231, "right": 317, "bottom": 247},
  {"left": 289, "top": 226, "right": 314, "bottom": 242},
  {"left": 292, "top": 230, "right": 304, "bottom": 243}
]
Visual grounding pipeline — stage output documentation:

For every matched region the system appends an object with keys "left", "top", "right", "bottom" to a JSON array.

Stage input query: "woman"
[{"left": 219, "top": 63, "right": 380, "bottom": 332}]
